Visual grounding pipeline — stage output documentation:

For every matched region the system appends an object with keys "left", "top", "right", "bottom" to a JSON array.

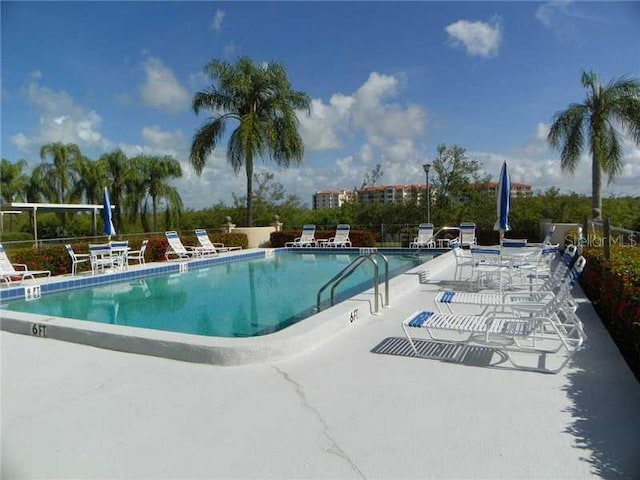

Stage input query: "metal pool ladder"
[{"left": 316, "top": 253, "right": 389, "bottom": 314}]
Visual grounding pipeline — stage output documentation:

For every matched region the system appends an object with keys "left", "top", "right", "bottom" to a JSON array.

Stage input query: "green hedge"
[{"left": 580, "top": 246, "right": 640, "bottom": 380}]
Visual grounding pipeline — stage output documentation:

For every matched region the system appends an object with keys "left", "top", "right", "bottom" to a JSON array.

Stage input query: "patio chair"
[
  {"left": 325, "top": 224, "right": 352, "bottom": 248},
  {"left": 286, "top": 225, "right": 317, "bottom": 247},
  {"left": 450, "top": 240, "right": 474, "bottom": 280},
  {"left": 457, "top": 222, "right": 477, "bottom": 247},
  {"left": 530, "top": 225, "right": 556, "bottom": 248},
  {"left": 524, "top": 244, "right": 576, "bottom": 287},
  {"left": 65, "top": 244, "right": 90, "bottom": 276},
  {"left": 165, "top": 231, "right": 203, "bottom": 260},
  {"left": 126, "top": 239, "right": 148, "bottom": 265},
  {"left": 409, "top": 223, "right": 435, "bottom": 249},
  {"left": 402, "top": 290, "right": 586, "bottom": 373},
  {"left": 88, "top": 243, "right": 118, "bottom": 274},
  {"left": 109, "top": 240, "right": 129, "bottom": 270},
  {"left": 0, "top": 244, "right": 51, "bottom": 286},
  {"left": 195, "top": 229, "right": 242, "bottom": 254},
  {"left": 469, "top": 247, "right": 508, "bottom": 288}
]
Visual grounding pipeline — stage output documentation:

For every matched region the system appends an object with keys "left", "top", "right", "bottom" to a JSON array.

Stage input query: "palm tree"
[
  {"left": 39, "top": 142, "right": 83, "bottom": 203},
  {"left": 548, "top": 70, "right": 640, "bottom": 219},
  {"left": 124, "top": 155, "right": 150, "bottom": 230},
  {"left": 1, "top": 158, "right": 29, "bottom": 232},
  {"left": 25, "top": 164, "right": 54, "bottom": 203},
  {"left": 1, "top": 158, "right": 29, "bottom": 203},
  {"left": 190, "top": 56, "right": 310, "bottom": 226},
  {"left": 74, "top": 156, "right": 106, "bottom": 205},
  {"left": 141, "top": 155, "right": 183, "bottom": 232},
  {"left": 98, "top": 149, "right": 130, "bottom": 232}
]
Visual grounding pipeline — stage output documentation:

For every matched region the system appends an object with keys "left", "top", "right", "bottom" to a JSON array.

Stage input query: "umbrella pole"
[{"left": 499, "top": 230, "right": 504, "bottom": 294}]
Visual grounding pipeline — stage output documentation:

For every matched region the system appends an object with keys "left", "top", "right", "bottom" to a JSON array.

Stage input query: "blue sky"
[{"left": 2, "top": 1, "right": 639, "bottom": 209}]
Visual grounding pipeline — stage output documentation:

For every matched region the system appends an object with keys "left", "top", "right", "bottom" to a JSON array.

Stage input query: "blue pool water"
[{"left": 4, "top": 252, "right": 433, "bottom": 337}]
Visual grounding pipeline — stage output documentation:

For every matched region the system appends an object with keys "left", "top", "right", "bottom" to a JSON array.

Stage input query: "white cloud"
[
  {"left": 300, "top": 72, "right": 425, "bottom": 156},
  {"left": 472, "top": 122, "right": 640, "bottom": 198},
  {"left": 211, "top": 10, "right": 225, "bottom": 33},
  {"left": 10, "top": 82, "right": 110, "bottom": 154},
  {"left": 139, "top": 57, "right": 190, "bottom": 114},
  {"left": 298, "top": 95, "right": 353, "bottom": 151},
  {"left": 445, "top": 18, "right": 502, "bottom": 57}
]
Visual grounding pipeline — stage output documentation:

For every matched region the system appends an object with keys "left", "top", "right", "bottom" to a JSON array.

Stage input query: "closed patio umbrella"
[
  {"left": 494, "top": 161, "right": 511, "bottom": 292},
  {"left": 103, "top": 187, "right": 116, "bottom": 238},
  {"left": 494, "top": 161, "right": 511, "bottom": 242}
]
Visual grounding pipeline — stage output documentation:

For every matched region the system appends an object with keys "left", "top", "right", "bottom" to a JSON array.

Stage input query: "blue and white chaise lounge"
[
  {"left": 409, "top": 223, "right": 435, "bottom": 249},
  {"left": 286, "top": 225, "right": 317, "bottom": 247},
  {"left": 402, "top": 291, "right": 586, "bottom": 374},
  {"left": 325, "top": 224, "right": 352, "bottom": 247},
  {"left": 195, "top": 229, "right": 241, "bottom": 254},
  {"left": 165, "top": 231, "right": 204, "bottom": 260}
]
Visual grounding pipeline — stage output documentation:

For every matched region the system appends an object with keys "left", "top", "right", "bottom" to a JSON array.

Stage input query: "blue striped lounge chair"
[
  {"left": 402, "top": 290, "right": 586, "bottom": 374},
  {"left": 165, "top": 231, "right": 203, "bottom": 260},
  {"left": 286, "top": 225, "right": 317, "bottom": 247},
  {"left": 326, "top": 224, "right": 352, "bottom": 248},
  {"left": 409, "top": 223, "right": 435, "bottom": 249}
]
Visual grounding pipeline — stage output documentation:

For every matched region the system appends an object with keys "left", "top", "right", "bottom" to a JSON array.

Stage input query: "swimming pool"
[{"left": 3, "top": 251, "right": 433, "bottom": 338}]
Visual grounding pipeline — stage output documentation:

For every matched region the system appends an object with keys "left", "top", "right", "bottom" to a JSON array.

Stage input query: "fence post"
[{"left": 603, "top": 218, "right": 610, "bottom": 261}]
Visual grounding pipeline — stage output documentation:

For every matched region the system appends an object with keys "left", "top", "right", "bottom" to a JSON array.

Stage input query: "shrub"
[
  {"left": 9, "top": 244, "right": 71, "bottom": 276},
  {"left": 580, "top": 246, "right": 640, "bottom": 380}
]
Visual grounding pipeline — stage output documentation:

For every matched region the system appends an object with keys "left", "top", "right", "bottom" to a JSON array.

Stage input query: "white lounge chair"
[
  {"left": 195, "top": 229, "right": 242, "bottom": 254},
  {"left": 127, "top": 239, "right": 148, "bottom": 265},
  {"left": 457, "top": 222, "right": 477, "bottom": 247},
  {"left": 409, "top": 223, "right": 435, "bottom": 249},
  {"left": 325, "top": 224, "right": 352, "bottom": 248},
  {"left": 0, "top": 244, "right": 51, "bottom": 286},
  {"left": 286, "top": 225, "right": 317, "bottom": 247},
  {"left": 402, "top": 291, "right": 586, "bottom": 373},
  {"left": 65, "top": 244, "right": 90, "bottom": 276},
  {"left": 165, "top": 231, "right": 203, "bottom": 260}
]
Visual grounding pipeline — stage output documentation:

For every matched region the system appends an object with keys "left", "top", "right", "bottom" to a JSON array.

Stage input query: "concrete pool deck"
[{"left": 2, "top": 251, "right": 640, "bottom": 479}]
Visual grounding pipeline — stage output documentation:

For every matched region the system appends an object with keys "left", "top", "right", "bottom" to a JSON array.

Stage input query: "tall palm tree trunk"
[
  {"left": 246, "top": 156, "right": 254, "bottom": 226},
  {"left": 591, "top": 152, "right": 602, "bottom": 219}
]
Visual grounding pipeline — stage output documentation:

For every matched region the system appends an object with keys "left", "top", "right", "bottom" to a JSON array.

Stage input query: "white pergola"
[{"left": 0, "top": 202, "right": 113, "bottom": 247}]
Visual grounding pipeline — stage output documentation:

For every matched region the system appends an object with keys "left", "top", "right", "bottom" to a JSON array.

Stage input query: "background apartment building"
[{"left": 313, "top": 182, "right": 532, "bottom": 210}]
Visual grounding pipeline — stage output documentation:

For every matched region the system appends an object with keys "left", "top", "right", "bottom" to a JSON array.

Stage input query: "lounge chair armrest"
[{"left": 12, "top": 263, "right": 28, "bottom": 271}]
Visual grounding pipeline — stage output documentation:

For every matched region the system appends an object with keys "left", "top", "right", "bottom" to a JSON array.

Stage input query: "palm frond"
[
  {"left": 599, "top": 122, "right": 624, "bottom": 183},
  {"left": 548, "top": 104, "right": 586, "bottom": 172},
  {"left": 190, "top": 118, "right": 226, "bottom": 175}
]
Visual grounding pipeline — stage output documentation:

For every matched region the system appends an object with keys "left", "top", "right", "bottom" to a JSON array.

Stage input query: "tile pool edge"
[{"left": 1, "top": 249, "right": 452, "bottom": 366}]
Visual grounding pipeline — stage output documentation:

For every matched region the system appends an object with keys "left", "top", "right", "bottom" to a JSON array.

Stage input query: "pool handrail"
[{"left": 316, "top": 253, "right": 389, "bottom": 314}]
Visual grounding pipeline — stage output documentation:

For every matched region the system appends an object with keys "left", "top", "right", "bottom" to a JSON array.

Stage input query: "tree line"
[{"left": 1, "top": 143, "right": 183, "bottom": 234}]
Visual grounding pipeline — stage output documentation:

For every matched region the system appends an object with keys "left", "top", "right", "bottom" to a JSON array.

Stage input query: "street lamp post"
[{"left": 423, "top": 163, "right": 431, "bottom": 224}]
